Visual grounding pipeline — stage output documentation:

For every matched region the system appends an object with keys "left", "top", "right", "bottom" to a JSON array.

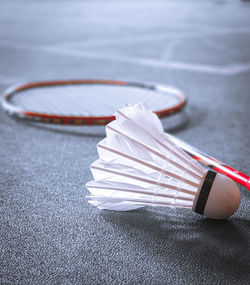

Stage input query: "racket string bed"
[{"left": 2, "top": 79, "right": 186, "bottom": 124}]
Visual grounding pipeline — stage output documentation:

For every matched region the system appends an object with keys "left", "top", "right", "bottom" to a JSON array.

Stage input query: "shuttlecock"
[{"left": 86, "top": 103, "right": 240, "bottom": 219}]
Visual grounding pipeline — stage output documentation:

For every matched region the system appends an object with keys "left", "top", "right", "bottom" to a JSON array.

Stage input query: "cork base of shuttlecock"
[{"left": 193, "top": 172, "right": 241, "bottom": 219}]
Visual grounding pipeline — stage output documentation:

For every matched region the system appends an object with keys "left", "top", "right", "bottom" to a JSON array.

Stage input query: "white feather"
[{"left": 86, "top": 103, "right": 206, "bottom": 212}]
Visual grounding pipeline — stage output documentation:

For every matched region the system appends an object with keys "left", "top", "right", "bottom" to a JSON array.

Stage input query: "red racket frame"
[{"left": 2, "top": 79, "right": 186, "bottom": 125}]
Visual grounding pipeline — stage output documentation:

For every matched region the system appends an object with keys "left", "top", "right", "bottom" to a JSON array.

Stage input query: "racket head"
[{"left": 2, "top": 79, "right": 186, "bottom": 125}]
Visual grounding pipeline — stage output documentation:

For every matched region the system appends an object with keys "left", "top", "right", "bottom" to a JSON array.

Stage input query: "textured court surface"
[{"left": 0, "top": 0, "right": 250, "bottom": 284}]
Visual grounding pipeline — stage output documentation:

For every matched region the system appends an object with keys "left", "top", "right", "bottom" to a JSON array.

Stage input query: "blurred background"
[{"left": 0, "top": 0, "right": 250, "bottom": 284}]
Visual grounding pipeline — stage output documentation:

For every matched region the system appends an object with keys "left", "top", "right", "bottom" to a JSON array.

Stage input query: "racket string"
[{"left": 10, "top": 85, "right": 180, "bottom": 116}]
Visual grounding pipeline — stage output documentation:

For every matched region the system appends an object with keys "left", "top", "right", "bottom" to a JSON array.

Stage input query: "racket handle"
[{"left": 167, "top": 134, "right": 250, "bottom": 191}]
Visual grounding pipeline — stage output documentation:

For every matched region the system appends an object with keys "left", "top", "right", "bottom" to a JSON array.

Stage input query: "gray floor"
[{"left": 0, "top": 0, "right": 250, "bottom": 284}]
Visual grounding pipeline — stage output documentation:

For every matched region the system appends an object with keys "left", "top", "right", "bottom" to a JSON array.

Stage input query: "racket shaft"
[{"left": 167, "top": 134, "right": 250, "bottom": 191}]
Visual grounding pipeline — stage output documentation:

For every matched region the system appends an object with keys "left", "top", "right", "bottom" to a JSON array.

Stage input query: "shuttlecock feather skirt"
[{"left": 86, "top": 103, "right": 209, "bottom": 212}]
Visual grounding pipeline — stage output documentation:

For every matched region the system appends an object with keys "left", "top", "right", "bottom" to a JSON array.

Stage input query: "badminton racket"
[
  {"left": 1, "top": 79, "right": 185, "bottom": 125},
  {"left": 2, "top": 79, "right": 249, "bottom": 190}
]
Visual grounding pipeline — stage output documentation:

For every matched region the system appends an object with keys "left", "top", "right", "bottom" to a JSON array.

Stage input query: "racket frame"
[{"left": 2, "top": 79, "right": 186, "bottom": 125}]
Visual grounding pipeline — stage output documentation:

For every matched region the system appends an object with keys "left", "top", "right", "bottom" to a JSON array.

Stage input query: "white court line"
[
  {"left": 57, "top": 31, "right": 202, "bottom": 49},
  {"left": 47, "top": 46, "right": 250, "bottom": 76},
  {"left": 1, "top": 41, "right": 250, "bottom": 76},
  {"left": 57, "top": 27, "right": 250, "bottom": 49}
]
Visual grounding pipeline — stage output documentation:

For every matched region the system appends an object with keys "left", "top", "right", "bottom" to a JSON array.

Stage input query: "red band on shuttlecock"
[{"left": 195, "top": 170, "right": 217, "bottom": 215}]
